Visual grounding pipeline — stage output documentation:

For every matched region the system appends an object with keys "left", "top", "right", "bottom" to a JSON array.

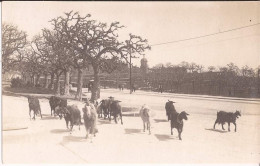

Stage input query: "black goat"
[
  {"left": 100, "top": 99, "right": 114, "bottom": 119},
  {"left": 27, "top": 96, "right": 42, "bottom": 120},
  {"left": 165, "top": 100, "right": 177, "bottom": 121},
  {"left": 109, "top": 100, "right": 123, "bottom": 124},
  {"left": 56, "top": 105, "right": 82, "bottom": 132},
  {"left": 49, "top": 96, "right": 67, "bottom": 118},
  {"left": 213, "top": 110, "right": 241, "bottom": 132},
  {"left": 170, "top": 111, "right": 189, "bottom": 140}
]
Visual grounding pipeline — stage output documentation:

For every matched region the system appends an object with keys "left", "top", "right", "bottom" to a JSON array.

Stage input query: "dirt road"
[{"left": 2, "top": 89, "right": 260, "bottom": 164}]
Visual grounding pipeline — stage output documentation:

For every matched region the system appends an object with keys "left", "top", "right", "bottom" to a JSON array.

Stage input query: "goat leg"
[
  {"left": 109, "top": 110, "right": 112, "bottom": 122},
  {"left": 222, "top": 123, "right": 225, "bottom": 130},
  {"left": 114, "top": 115, "right": 118, "bottom": 124},
  {"left": 33, "top": 111, "right": 36, "bottom": 120},
  {"left": 213, "top": 120, "right": 218, "bottom": 129},
  {"left": 178, "top": 129, "right": 182, "bottom": 140},
  {"left": 233, "top": 122, "right": 237, "bottom": 132},
  {"left": 39, "top": 108, "right": 42, "bottom": 119},
  {"left": 228, "top": 122, "right": 230, "bottom": 132},
  {"left": 86, "top": 130, "right": 89, "bottom": 139},
  {"left": 120, "top": 113, "right": 123, "bottom": 125},
  {"left": 143, "top": 122, "right": 145, "bottom": 132},
  {"left": 148, "top": 122, "right": 151, "bottom": 135},
  {"left": 66, "top": 120, "right": 69, "bottom": 129},
  {"left": 29, "top": 109, "right": 31, "bottom": 120}
]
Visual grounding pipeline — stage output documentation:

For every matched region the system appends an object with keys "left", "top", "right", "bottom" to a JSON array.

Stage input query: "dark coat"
[
  {"left": 28, "top": 96, "right": 42, "bottom": 120},
  {"left": 165, "top": 101, "right": 176, "bottom": 121},
  {"left": 109, "top": 100, "right": 123, "bottom": 124},
  {"left": 83, "top": 105, "right": 98, "bottom": 136},
  {"left": 62, "top": 105, "right": 82, "bottom": 131},
  {"left": 170, "top": 111, "right": 189, "bottom": 140},
  {"left": 49, "top": 96, "right": 67, "bottom": 117},
  {"left": 214, "top": 110, "right": 241, "bottom": 132}
]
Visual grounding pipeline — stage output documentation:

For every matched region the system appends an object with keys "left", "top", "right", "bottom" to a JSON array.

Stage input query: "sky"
[{"left": 2, "top": 1, "right": 260, "bottom": 69}]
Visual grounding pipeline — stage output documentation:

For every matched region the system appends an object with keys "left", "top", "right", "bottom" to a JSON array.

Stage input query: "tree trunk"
[
  {"left": 75, "top": 68, "right": 83, "bottom": 101},
  {"left": 44, "top": 73, "right": 48, "bottom": 88},
  {"left": 31, "top": 74, "right": 35, "bottom": 86},
  {"left": 64, "top": 68, "right": 71, "bottom": 96},
  {"left": 35, "top": 74, "right": 41, "bottom": 86},
  {"left": 48, "top": 72, "right": 54, "bottom": 90},
  {"left": 54, "top": 72, "right": 61, "bottom": 95},
  {"left": 91, "top": 65, "right": 100, "bottom": 101}
]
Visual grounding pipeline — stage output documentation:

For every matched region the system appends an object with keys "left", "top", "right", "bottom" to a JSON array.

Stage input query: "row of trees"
[
  {"left": 147, "top": 62, "right": 260, "bottom": 97},
  {"left": 2, "top": 11, "right": 151, "bottom": 100},
  {"left": 153, "top": 61, "right": 259, "bottom": 77}
]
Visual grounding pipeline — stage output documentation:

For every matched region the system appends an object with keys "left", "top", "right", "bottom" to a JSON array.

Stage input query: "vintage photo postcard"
[{"left": 1, "top": 1, "right": 260, "bottom": 164}]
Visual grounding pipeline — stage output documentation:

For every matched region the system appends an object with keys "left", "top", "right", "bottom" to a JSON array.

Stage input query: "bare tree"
[
  {"left": 49, "top": 11, "right": 150, "bottom": 100},
  {"left": 208, "top": 66, "right": 216, "bottom": 72},
  {"left": 2, "top": 23, "right": 27, "bottom": 73},
  {"left": 41, "top": 29, "right": 73, "bottom": 95},
  {"left": 188, "top": 62, "right": 197, "bottom": 73}
]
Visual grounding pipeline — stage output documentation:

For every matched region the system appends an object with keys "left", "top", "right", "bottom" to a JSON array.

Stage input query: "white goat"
[{"left": 139, "top": 104, "right": 152, "bottom": 134}]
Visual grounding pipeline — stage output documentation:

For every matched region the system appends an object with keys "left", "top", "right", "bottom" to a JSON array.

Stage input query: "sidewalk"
[{"left": 101, "top": 88, "right": 260, "bottom": 103}]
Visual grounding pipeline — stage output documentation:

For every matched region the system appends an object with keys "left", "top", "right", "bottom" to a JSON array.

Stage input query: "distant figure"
[
  {"left": 88, "top": 81, "right": 93, "bottom": 92},
  {"left": 159, "top": 84, "right": 163, "bottom": 93},
  {"left": 132, "top": 84, "right": 136, "bottom": 92},
  {"left": 118, "top": 84, "right": 124, "bottom": 91}
]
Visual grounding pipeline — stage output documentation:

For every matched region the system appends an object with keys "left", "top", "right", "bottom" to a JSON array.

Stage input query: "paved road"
[{"left": 2, "top": 90, "right": 260, "bottom": 164}]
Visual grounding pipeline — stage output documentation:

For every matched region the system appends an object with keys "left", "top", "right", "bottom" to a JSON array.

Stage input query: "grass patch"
[
  {"left": 2, "top": 86, "right": 88, "bottom": 100},
  {"left": 3, "top": 87, "right": 54, "bottom": 94}
]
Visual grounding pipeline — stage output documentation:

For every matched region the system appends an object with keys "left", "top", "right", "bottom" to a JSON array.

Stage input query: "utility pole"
[{"left": 129, "top": 50, "right": 132, "bottom": 94}]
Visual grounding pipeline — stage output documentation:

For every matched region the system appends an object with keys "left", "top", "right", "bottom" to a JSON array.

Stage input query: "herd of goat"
[{"left": 27, "top": 96, "right": 241, "bottom": 140}]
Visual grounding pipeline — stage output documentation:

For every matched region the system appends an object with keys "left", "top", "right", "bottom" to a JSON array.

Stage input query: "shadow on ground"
[
  {"left": 41, "top": 114, "right": 60, "bottom": 120},
  {"left": 205, "top": 128, "right": 228, "bottom": 133},
  {"left": 124, "top": 128, "right": 142, "bottom": 135},
  {"left": 122, "top": 113, "right": 140, "bottom": 117},
  {"left": 50, "top": 129, "right": 70, "bottom": 134},
  {"left": 62, "top": 135, "right": 87, "bottom": 143},
  {"left": 154, "top": 119, "right": 168, "bottom": 123},
  {"left": 97, "top": 119, "right": 111, "bottom": 125},
  {"left": 154, "top": 134, "right": 176, "bottom": 141}
]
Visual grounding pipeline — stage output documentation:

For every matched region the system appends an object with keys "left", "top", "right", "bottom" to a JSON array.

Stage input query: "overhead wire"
[{"left": 151, "top": 23, "right": 260, "bottom": 46}]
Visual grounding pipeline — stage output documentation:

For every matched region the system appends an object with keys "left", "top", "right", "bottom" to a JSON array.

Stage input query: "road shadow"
[
  {"left": 41, "top": 116, "right": 60, "bottom": 120},
  {"left": 154, "top": 119, "right": 168, "bottom": 123},
  {"left": 41, "top": 113, "right": 50, "bottom": 116},
  {"left": 50, "top": 129, "right": 70, "bottom": 134},
  {"left": 124, "top": 128, "right": 142, "bottom": 135},
  {"left": 154, "top": 134, "right": 175, "bottom": 141},
  {"left": 205, "top": 128, "right": 228, "bottom": 133},
  {"left": 97, "top": 119, "right": 111, "bottom": 125},
  {"left": 62, "top": 135, "right": 87, "bottom": 143},
  {"left": 122, "top": 113, "right": 140, "bottom": 117}
]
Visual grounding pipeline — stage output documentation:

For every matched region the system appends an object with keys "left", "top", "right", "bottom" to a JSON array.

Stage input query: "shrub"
[
  {"left": 11, "top": 77, "right": 26, "bottom": 88},
  {"left": 35, "top": 83, "right": 42, "bottom": 88}
]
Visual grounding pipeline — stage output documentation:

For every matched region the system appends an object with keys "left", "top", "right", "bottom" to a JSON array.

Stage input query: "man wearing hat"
[{"left": 165, "top": 100, "right": 177, "bottom": 121}]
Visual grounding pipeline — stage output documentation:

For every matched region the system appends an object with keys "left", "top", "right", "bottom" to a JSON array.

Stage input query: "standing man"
[{"left": 159, "top": 83, "right": 163, "bottom": 93}]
